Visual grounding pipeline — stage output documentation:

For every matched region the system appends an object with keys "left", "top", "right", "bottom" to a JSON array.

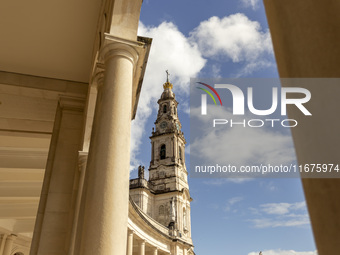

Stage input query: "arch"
[
  {"left": 163, "top": 104, "right": 167, "bottom": 113},
  {"left": 160, "top": 144, "right": 166, "bottom": 159},
  {"left": 181, "top": 188, "right": 191, "bottom": 201}
]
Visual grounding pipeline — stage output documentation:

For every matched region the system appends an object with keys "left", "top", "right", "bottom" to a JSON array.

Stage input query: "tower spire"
[
  {"left": 163, "top": 70, "right": 173, "bottom": 90},
  {"left": 166, "top": 70, "right": 170, "bottom": 82}
]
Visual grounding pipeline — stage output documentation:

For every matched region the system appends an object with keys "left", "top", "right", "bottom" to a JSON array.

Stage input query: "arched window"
[
  {"left": 159, "top": 205, "right": 165, "bottom": 215},
  {"left": 163, "top": 104, "right": 167, "bottom": 113},
  {"left": 160, "top": 144, "right": 166, "bottom": 159}
]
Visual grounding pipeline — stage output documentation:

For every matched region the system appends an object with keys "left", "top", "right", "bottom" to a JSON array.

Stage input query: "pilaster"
[{"left": 30, "top": 96, "right": 85, "bottom": 255}]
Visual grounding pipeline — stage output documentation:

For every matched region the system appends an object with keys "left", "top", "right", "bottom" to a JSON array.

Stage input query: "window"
[
  {"left": 163, "top": 104, "right": 167, "bottom": 113},
  {"left": 179, "top": 147, "right": 182, "bottom": 160},
  {"left": 174, "top": 107, "right": 176, "bottom": 115},
  {"left": 160, "top": 144, "right": 166, "bottom": 159},
  {"left": 159, "top": 171, "right": 165, "bottom": 178},
  {"left": 159, "top": 205, "right": 165, "bottom": 215}
]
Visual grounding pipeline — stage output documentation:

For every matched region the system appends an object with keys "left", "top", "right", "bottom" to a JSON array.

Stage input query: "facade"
[{"left": 128, "top": 78, "right": 194, "bottom": 255}]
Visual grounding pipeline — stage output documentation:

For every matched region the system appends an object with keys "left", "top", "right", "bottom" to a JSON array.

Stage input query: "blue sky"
[{"left": 129, "top": 1, "right": 317, "bottom": 254}]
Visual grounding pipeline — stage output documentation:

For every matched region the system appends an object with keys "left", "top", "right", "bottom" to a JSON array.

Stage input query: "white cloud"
[
  {"left": 130, "top": 22, "right": 206, "bottom": 170},
  {"left": 190, "top": 106, "right": 295, "bottom": 169},
  {"left": 261, "top": 202, "right": 306, "bottom": 215},
  {"left": 189, "top": 14, "right": 274, "bottom": 75},
  {"left": 229, "top": 196, "right": 244, "bottom": 205},
  {"left": 203, "top": 178, "right": 253, "bottom": 185},
  {"left": 250, "top": 215, "right": 310, "bottom": 228},
  {"left": 259, "top": 181, "right": 278, "bottom": 192},
  {"left": 131, "top": 14, "right": 276, "bottom": 170},
  {"left": 249, "top": 201, "right": 310, "bottom": 228},
  {"left": 224, "top": 196, "right": 244, "bottom": 212},
  {"left": 248, "top": 249, "right": 317, "bottom": 255},
  {"left": 241, "top": 0, "right": 260, "bottom": 10}
]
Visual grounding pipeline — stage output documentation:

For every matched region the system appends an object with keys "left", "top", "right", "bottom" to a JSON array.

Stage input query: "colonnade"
[
  {"left": 126, "top": 229, "right": 166, "bottom": 255},
  {"left": 0, "top": 234, "right": 17, "bottom": 255}
]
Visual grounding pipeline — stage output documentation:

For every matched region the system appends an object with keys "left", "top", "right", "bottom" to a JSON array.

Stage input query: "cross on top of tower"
[
  {"left": 166, "top": 70, "right": 170, "bottom": 82},
  {"left": 163, "top": 69, "right": 173, "bottom": 90}
]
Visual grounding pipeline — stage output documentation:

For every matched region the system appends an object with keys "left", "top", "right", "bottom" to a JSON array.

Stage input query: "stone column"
[
  {"left": 127, "top": 230, "right": 134, "bottom": 255},
  {"left": 79, "top": 36, "right": 141, "bottom": 255},
  {"left": 153, "top": 247, "right": 158, "bottom": 255},
  {"left": 0, "top": 234, "right": 7, "bottom": 255},
  {"left": 3, "top": 234, "right": 16, "bottom": 255},
  {"left": 139, "top": 241, "right": 145, "bottom": 255}
]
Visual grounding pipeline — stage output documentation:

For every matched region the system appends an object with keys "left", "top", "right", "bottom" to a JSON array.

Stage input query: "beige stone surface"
[
  {"left": 30, "top": 97, "right": 84, "bottom": 255},
  {"left": 264, "top": 1, "right": 340, "bottom": 254}
]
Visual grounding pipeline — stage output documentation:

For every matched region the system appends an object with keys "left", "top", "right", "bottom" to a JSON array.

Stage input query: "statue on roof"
[{"left": 138, "top": 165, "right": 145, "bottom": 179}]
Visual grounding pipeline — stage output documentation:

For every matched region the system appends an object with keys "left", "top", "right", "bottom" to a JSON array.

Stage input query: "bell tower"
[
  {"left": 130, "top": 71, "right": 193, "bottom": 242},
  {"left": 149, "top": 70, "right": 189, "bottom": 192}
]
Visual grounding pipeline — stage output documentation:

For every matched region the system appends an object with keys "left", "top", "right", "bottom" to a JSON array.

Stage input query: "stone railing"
[
  {"left": 129, "top": 178, "right": 155, "bottom": 190},
  {"left": 129, "top": 196, "right": 170, "bottom": 237}
]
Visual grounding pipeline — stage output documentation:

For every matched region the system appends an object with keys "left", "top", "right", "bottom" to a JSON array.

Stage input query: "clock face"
[{"left": 160, "top": 121, "right": 168, "bottom": 129}]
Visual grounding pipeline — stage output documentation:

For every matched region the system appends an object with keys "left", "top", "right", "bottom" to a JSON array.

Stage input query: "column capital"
[
  {"left": 99, "top": 34, "right": 144, "bottom": 66},
  {"left": 91, "top": 66, "right": 105, "bottom": 89}
]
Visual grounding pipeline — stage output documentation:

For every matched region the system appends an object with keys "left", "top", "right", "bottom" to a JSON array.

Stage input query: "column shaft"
[
  {"left": 153, "top": 248, "right": 158, "bottom": 255},
  {"left": 80, "top": 43, "right": 137, "bottom": 255},
  {"left": 0, "top": 234, "right": 7, "bottom": 255},
  {"left": 127, "top": 231, "right": 133, "bottom": 255},
  {"left": 3, "top": 235, "right": 16, "bottom": 255},
  {"left": 139, "top": 241, "right": 145, "bottom": 255}
]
